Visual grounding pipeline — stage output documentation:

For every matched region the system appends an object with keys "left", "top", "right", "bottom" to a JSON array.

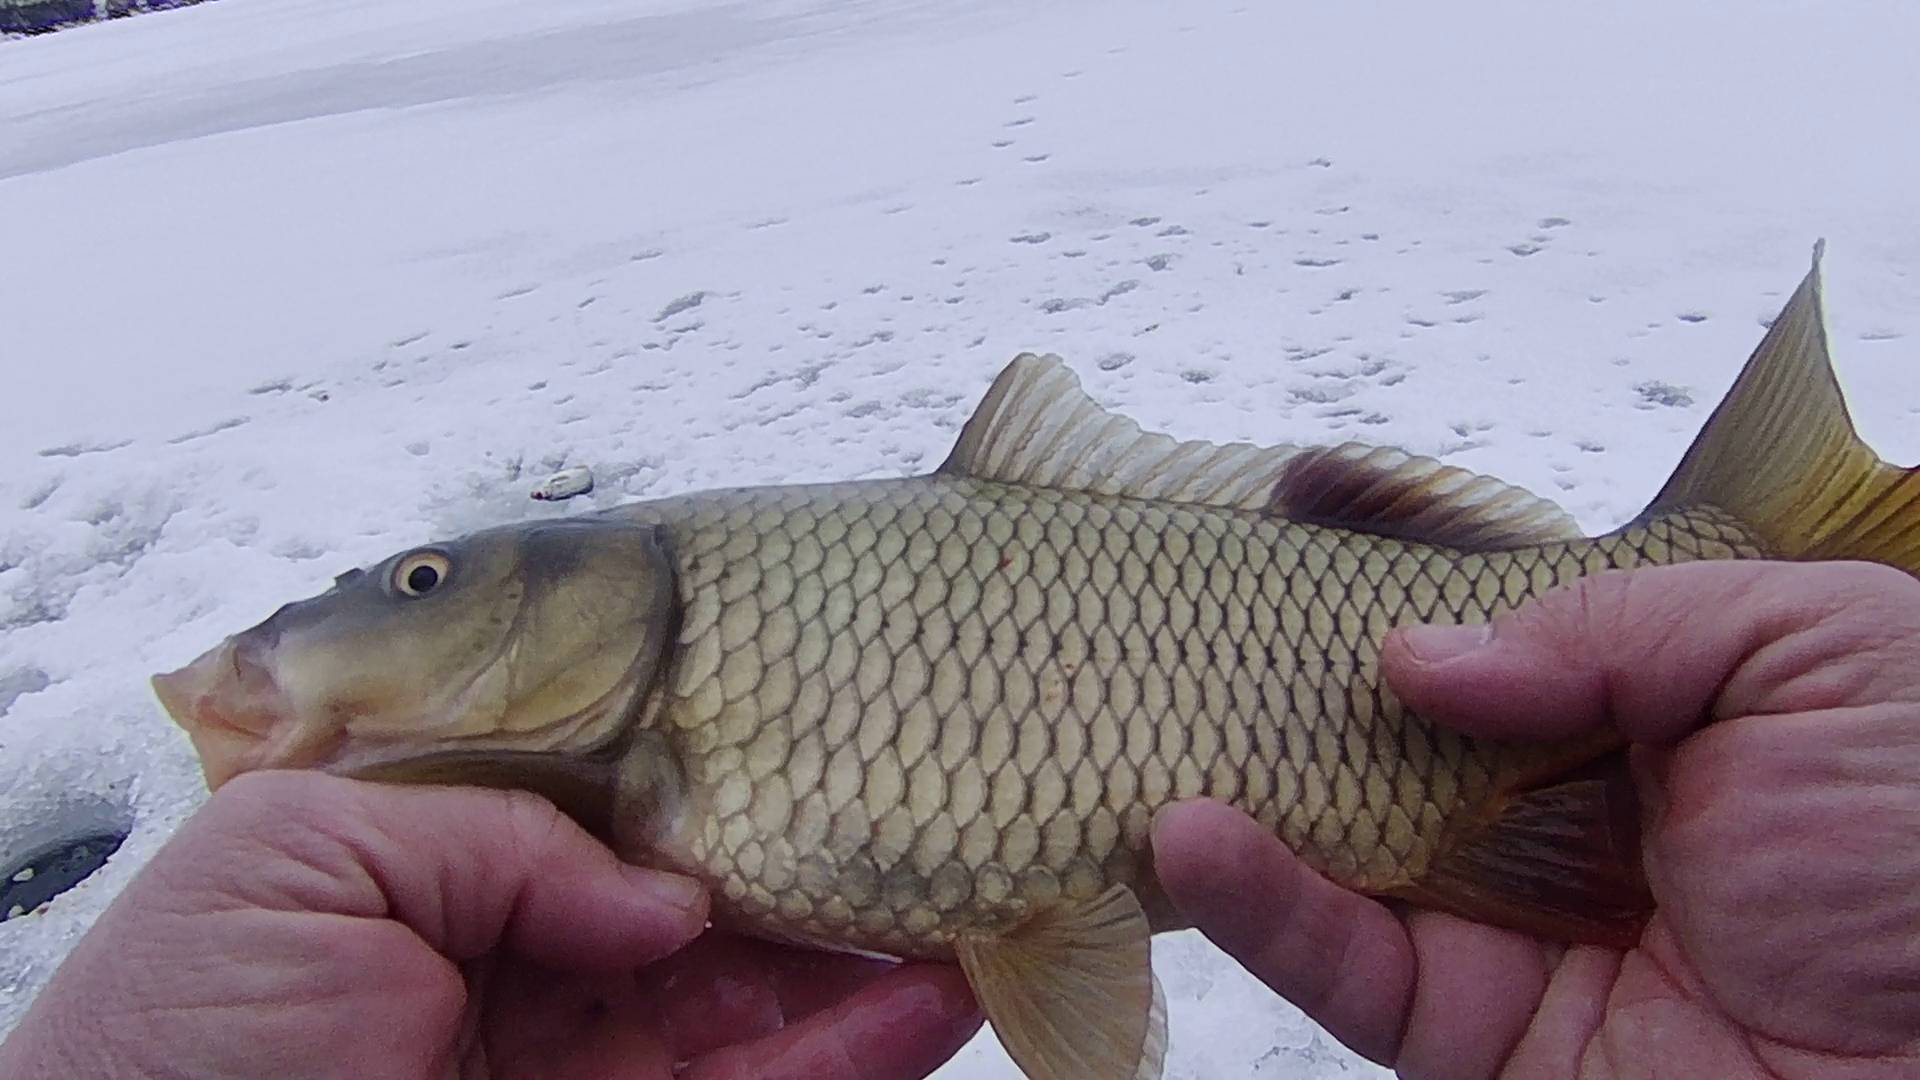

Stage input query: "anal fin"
[
  {"left": 1389, "top": 753, "right": 1652, "bottom": 948},
  {"left": 955, "top": 884, "right": 1166, "bottom": 1080}
]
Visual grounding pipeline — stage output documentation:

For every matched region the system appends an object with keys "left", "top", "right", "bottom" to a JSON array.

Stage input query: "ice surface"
[{"left": 4, "top": 0, "right": 1920, "bottom": 1075}]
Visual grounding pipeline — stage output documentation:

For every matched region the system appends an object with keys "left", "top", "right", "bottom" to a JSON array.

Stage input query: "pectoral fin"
[{"left": 955, "top": 884, "right": 1167, "bottom": 1080}]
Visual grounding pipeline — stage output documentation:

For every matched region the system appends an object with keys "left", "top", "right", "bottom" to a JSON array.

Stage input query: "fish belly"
[{"left": 623, "top": 478, "right": 1763, "bottom": 958}]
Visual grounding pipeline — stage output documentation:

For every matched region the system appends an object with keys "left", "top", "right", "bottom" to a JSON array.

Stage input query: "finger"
[
  {"left": 634, "top": 935, "right": 898, "bottom": 1061},
  {"left": 1392, "top": 911, "right": 1554, "bottom": 1080},
  {"left": 197, "top": 773, "right": 709, "bottom": 971},
  {"left": 1150, "top": 798, "right": 1416, "bottom": 1065},
  {"left": 1379, "top": 560, "right": 1920, "bottom": 744},
  {"left": 679, "top": 962, "right": 980, "bottom": 1080}
]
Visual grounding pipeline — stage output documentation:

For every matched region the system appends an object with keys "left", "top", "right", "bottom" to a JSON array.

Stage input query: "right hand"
[{"left": 1152, "top": 560, "right": 1920, "bottom": 1079}]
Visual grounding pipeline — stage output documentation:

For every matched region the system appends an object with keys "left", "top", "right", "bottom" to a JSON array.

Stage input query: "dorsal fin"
[
  {"left": 941, "top": 353, "right": 1297, "bottom": 510},
  {"left": 943, "top": 354, "right": 1584, "bottom": 546},
  {"left": 1637, "top": 241, "right": 1920, "bottom": 575},
  {"left": 1273, "top": 443, "right": 1584, "bottom": 548}
]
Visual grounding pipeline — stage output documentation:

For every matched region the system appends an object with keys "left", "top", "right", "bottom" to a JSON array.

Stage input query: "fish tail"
[
  {"left": 1390, "top": 243, "right": 1920, "bottom": 947},
  {"left": 1639, "top": 240, "right": 1920, "bottom": 573}
]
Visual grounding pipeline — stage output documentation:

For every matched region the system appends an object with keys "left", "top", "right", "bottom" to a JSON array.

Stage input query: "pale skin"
[
  {"left": 0, "top": 776, "right": 982, "bottom": 1079},
  {"left": 4, "top": 559, "right": 1918, "bottom": 1078},
  {"left": 1153, "top": 559, "right": 1920, "bottom": 1079}
]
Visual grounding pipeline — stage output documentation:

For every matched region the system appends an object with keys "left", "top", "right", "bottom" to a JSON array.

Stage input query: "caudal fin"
[{"left": 1639, "top": 241, "right": 1920, "bottom": 573}]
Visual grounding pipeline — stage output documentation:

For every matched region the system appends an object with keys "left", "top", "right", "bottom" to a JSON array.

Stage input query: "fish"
[{"left": 150, "top": 245, "right": 1920, "bottom": 1079}]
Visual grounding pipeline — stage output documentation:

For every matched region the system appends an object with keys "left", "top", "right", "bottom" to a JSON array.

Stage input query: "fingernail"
[
  {"left": 1398, "top": 622, "right": 1493, "bottom": 665},
  {"left": 622, "top": 864, "right": 707, "bottom": 916}
]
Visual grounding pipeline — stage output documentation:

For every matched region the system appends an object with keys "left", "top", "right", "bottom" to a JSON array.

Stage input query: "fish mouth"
[{"left": 152, "top": 632, "right": 297, "bottom": 790}]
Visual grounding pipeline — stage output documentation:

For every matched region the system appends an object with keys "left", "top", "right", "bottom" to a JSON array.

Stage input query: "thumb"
[
  {"left": 179, "top": 772, "right": 709, "bottom": 972},
  {"left": 1378, "top": 559, "right": 1920, "bottom": 744}
]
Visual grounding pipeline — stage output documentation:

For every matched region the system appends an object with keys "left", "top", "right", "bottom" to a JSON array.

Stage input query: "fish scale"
[{"left": 618, "top": 477, "right": 1764, "bottom": 959}]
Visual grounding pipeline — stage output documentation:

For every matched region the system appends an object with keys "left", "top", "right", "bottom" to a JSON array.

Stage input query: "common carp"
[{"left": 151, "top": 247, "right": 1920, "bottom": 1079}]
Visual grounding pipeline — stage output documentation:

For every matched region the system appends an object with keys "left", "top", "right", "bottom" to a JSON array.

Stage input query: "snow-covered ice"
[{"left": 4, "top": 0, "right": 1919, "bottom": 1074}]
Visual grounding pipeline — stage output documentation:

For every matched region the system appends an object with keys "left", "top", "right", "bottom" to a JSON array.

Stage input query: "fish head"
[{"left": 152, "top": 518, "right": 677, "bottom": 790}]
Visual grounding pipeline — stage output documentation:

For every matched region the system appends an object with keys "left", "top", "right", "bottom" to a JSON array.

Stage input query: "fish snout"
[{"left": 152, "top": 631, "right": 295, "bottom": 789}]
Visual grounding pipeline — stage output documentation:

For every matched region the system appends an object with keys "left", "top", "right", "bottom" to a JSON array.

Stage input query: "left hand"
[{"left": 0, "top": 771, "right": 981, "bottom": 1079}]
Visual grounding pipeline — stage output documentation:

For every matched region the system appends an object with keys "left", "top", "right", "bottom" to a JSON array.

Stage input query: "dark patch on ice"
[
  {"left": 248, "top": 378, "right": 293, "bottom": 395},
  {"left": 1156, "top": 225, "right": 1189, "bottom": 237},
  {"left": 1180, "top": 370, "right": 1214, "bottom": 384},
  {"left": 1289, "top": 383, "right": 1357, "bottom": 404},
  {"left": 991, "top": 139, "right": 1014, "bottom": 148},
  {"left": 1538, "top": 216, "right": 1572, "bottom": 228},
  {"left": 1507, "top": 242, "right": 1543, "bottom": 257},
  {"left": 0, "top": 594, "right": 66, "bottom": 632},
  {"left": 166, "top": 417, "right": 249, "bottom": 445},
  {"left": 1442, "top": 289, "right": 1486, "bottom": 305},
  {"left": 1130, "top": 217, "right": 1161, "bottom": 227},
  {"left": 655, "top": 292, "right": 709, "bottom": 321},
  {"left": 1861, "top": 329, "right": 1905, "bottom": 341},
  {"left": 390, "top": 331, "right": 430, "bottom": 348},
  {"left": 20, "top": 479, "right": 60, "bottom": 511},
  {"left": 1010, "top": 232, "right": 1052, "bottom": 244},
  {"left": 1577, "top": 440, "right": 1606, "bottom": 453},
  {"left": 1097, "top": 352, "right": 1134, "bottom": 371},
  {"left": 1676, "top": 312, "right": 1709, "bottom": 324},
  {"left": 1022, "top": 154, "right": 1050, "bottom": 164},
  {"left": 1635, "top": 380, "right": 1693, "bottom": 407},
  {"left": 497, "top": 285, "right": 538, "bottom": 300},
  {"left": 1005, "top": 117, "right": 1035, "bottom": 127},
  {"left": 1294, "top": 257, "right": 1340, "bottom": 268},
  {"left": 900, "top": 388, "right": 963, "bottom": 410},
  {"left": 0, "top": 667, "right": 52, "bottom": 717},
  {"left": 1307, "top": 157, "right": 1333, "bottom": 168},
  {"left": 1099, "top": 280, "right": 1139, "bottom": 304},
  {"left": 1039, "top": 297, "right": 1092, "bottom": 314},
  {"left": 38, "top": 440, "right": 131, "bottom": 459},
  {"left": 1145, "top": 254, "right": 1176, "bottom": 272}
]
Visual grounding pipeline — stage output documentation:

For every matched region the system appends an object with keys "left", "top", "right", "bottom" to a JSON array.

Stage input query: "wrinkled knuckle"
[
  {"left": 1820, "top": 560, "right": 1920, "bottom": 618},
  {"left": 206, "top": 769, "right": 336, "bottom": 832},
  {"left": 1524, "top": 570, "right": 1633, "bottom": 648},
  {"left": 496, "top": 788, "right": 569, "bottom": 860}
]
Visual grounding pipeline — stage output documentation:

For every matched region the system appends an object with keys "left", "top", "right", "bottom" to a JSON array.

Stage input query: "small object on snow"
[{"left": 531, "top": 465, "right": 594, "bottom": 501}]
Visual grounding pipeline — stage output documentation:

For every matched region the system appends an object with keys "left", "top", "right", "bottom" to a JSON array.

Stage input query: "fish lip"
[{"left": 152, "top": 632, "right": 301, "bottom": 789}]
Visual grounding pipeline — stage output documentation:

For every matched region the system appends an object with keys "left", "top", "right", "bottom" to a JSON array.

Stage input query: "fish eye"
[{"left": 391, "top": 551, "right": 452, "bottom": 597}]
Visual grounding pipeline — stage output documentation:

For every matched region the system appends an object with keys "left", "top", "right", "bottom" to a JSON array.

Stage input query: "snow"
[{"left": 3, "top": 0, "right": 1919, "bottom": 1074}]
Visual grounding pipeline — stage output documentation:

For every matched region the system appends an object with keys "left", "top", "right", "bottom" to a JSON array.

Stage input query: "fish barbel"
[{"left": 152, "top": 247, "right": 1920, "bottom": 1078}]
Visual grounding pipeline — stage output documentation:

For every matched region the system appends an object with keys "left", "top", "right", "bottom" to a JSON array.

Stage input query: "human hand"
[
  {"left": 1152, "top": 560, "right": 1920, "bottom": 1079},
  {"left": 0, "top": 772, "right": 980, "bottom": 1079}
]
